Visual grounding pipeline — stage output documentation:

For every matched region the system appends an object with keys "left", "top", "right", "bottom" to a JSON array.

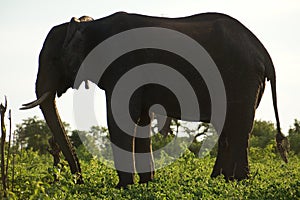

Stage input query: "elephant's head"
[
  {"left": 20, "top": 16, "right": 94, "bottom": 177},
  {"left": 22, "top": 16, "right": 94, "bottom": 108},
  {"left": 39, "top": 16, "right": 94, "bottom": 99}
]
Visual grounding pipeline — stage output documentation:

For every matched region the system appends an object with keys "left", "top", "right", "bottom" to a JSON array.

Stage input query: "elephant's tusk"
[{"left": 20, "top": 91, "right": 51, "bottom": 110}]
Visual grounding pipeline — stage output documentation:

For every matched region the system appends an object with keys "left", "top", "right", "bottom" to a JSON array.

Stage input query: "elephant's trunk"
[
  {"left": 39, "top": 93, "right": 83, "bottom": 182},
  {"left": 21, "top": 72, "right": 83, "bottom": 182}
]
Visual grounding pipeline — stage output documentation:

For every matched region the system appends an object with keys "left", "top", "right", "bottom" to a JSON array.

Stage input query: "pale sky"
[{"left": 1, "top": 0, "right": 300, "bottom": 134}]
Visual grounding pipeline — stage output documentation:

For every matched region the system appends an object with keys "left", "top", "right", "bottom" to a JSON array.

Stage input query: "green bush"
[{"left": 1, "top": 147, "right": 299, "bottom": 199}]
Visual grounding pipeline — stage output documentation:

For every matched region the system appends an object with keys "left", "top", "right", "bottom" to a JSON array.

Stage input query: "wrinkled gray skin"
[{"left": 22, "top": 12, "right": 288, "bottom": 188}]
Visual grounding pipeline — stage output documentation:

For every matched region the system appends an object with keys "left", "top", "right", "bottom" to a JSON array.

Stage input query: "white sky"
[{"left": 0, "top": 0, "right": 300, "bottom": 133}]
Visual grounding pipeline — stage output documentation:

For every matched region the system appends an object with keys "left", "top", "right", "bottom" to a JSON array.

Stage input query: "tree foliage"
[
  {"left": 14, "top": 116, "right": 71, "bottom": 154},
  {"left": 250, "top": 120, "right": 276, "bottom": 148},
  {"left": 70, "top": 130, "right": 86, "bottom": 148},
  {"left": 288, "top": 119, "right": 300, "bottom": 155},
  {"left": 14, "top": 116, "right": 52, "bottom": 154},
  {"left": 14, "top": 116, "right": 300, "bottom": 159}
]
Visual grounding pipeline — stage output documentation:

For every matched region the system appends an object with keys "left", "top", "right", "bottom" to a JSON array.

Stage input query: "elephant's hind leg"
[
  {"left": 211, "top": 132, "right": 232, "bottom": 178},
  {"left": 212, "top": 102, "right": 255, "bottom": 180},
  {"left": 134, "top": 114, "right": 155, "bottom": 184}
]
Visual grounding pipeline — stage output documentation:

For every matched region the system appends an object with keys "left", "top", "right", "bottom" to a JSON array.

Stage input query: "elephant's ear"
[
  {"left": 63, "top": 16, "right": 94, "bottom": 49},
  {"left": 63, "top": 17, "right": 82, "bottom": 49}
]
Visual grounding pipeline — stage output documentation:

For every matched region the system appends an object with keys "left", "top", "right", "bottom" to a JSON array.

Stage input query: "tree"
[
  {"left": 186, "top": 123, "right": 219, "bottom": 157},
  {"left": 15, "top": 116, "right": 70, "bottom": 154},
  {"left": 70, "top": 130, "right": 86, "bottom": 148},
  {"left": 250, "top": 120, "right": 276, "bottom": 148},
  {"left": 288, "top": 119, "right": 300, "bottom": 155},
  {"left": 69, "top": 126, "right": 111, "bottom": 160},
  {"left": 15, "top": 116, "right": 51, "bottom": 154}
]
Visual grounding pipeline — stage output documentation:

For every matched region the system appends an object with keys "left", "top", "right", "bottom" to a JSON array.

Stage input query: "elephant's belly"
[{"left": 133, "top": 84, "right": 212, "bottom": 123}]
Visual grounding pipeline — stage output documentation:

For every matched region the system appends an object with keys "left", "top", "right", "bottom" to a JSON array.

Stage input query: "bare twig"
[
  {"left": 0, "top": 96, "right": 8, "bottom": 192},
  {"left": 5, "top": 110, "right": 12, "bottom": 189},
  {"left": 11, "top": 119, "right": 16, "bottom": 191}
]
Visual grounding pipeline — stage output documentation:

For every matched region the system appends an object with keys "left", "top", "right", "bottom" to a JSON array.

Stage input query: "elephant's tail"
[{"left": 268, "top": 64, "right": 289, "bottom": 163}]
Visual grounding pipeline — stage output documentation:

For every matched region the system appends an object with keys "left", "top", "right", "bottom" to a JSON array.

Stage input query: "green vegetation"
[
  {"left": 1, "top": 147, "right": 299, "bottom": 199},
  {"left": 288, "top": 119, "right": 300, "bottom": 155},
  {"left": 250, "top": 120, "right": 277, "bottom": 148},
  {"left": 14, "top": 117, "right": 71, "bottom": 154},
  {"left": 1, "top": 117, "right": 300, "bottom": 199}
]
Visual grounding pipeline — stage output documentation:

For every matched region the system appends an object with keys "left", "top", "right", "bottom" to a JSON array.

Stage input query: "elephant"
[{"left": 21, "top": 12, "right": 288, "bottom": 188}]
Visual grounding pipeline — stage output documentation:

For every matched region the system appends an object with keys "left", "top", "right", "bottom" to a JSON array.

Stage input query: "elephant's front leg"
[
  {"left": 106, "top": 102, "right": 135, "bottom": 188},
  {"left": 47, "top": 136, "right": 61, "bottom": 167},
  {"left": 134, "top": 121, "right": 155, "bottom": 184},
  {"left": 108, "top": 122, "right": 135, "bottom": 188}
]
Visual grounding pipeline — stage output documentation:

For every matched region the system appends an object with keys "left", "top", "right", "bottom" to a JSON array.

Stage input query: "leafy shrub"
[{"left": 1, "top": 147, "right": 299, "bottom": 199}]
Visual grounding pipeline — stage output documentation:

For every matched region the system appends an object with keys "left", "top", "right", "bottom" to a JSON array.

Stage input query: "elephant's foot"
[
  {"left": 115, "top": 182, "right": 130, "bottom": 189},
  {"left": 211, "top": 161, "right": 249, "bottom": 181},
  {"left": 115, "top": 181, "right": 134, "bottom": 189},
  {"left": 211, "top": 164, "right": 222, "bottom": 178},
  {"left": 138, "top": 171, "right": 155, "bottom": 184},
  {"left": 75, "top": 173, "right": 84, "bottom": 184},
  {"left": 228, "top": 162, "right": 249, "bottom": 180},
  {"left": 115, "top": 171, "right": 134, "bottom": 189}
]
